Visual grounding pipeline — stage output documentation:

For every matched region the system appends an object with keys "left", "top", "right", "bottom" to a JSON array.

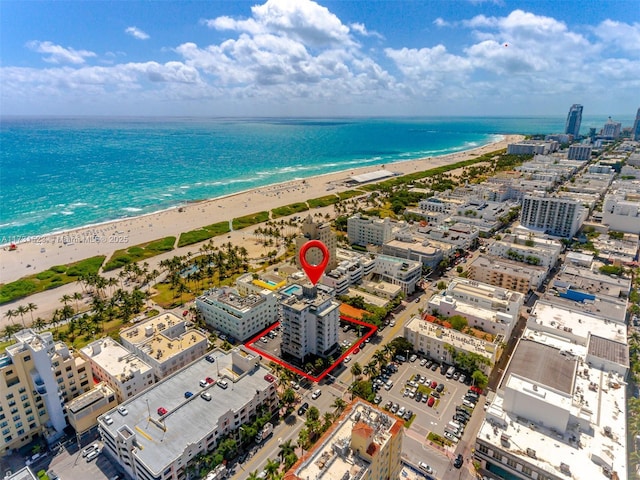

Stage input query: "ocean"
[{"left": 0, "top": 115, "right": 633, "bottom": 242}]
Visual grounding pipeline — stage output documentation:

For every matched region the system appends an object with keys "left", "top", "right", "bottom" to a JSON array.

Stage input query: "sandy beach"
[{"left": 0, "top": 134, "right": 522, "bottom": 325}]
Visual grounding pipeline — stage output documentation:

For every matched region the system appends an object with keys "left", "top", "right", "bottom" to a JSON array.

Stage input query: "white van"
[
  {"left": 446, "top": 366, "right": 456, "bottom": 378},
  {"left": 448, "top": 420, "right": 461, "bottom": 431},
  {"left": 218, "top": 379, "right": 229, "bottom": 389}
]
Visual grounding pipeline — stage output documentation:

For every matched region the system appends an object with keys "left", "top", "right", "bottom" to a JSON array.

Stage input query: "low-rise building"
[
  {"left": 382, "top": 237, "right": 446, "bottom": 270},
  {"left": 602, "top": 188, "right": 640, "bottom": 234},
  {"left": 196, "top": 287, "right": 278, "bottom": 342},
  {"left": 0, "top": 330, "right": 92, "bottom": 454},
  {"left": 428, "top": 278, "right": 523, "bottom": 339},
  {"left": 372, "top": 255, "right": 421, "bottom": 295},
  {"left": 120, "top": 313, "right": 208, "bottom": 380},
  {"left": 98, "top": 347, "right": 278, "bottom": 480},
  {"left": 475, "top": 333, "right": 628, "bottom": 480},
  {"left": 487, "top": 233, "right": 562, "bottom": 268},
  {"left": 284, "top": 399, "right": 403, "bottom": 480},
  {"left": 467, "top": 254, "right": 547, "bottom": 293},
  {"left": 404, "top": 316, "right": 496, "bottom": 373},
  {"left": 507, "top": 140, "right": 559, "bottom": 155},
  {"left": 65, "top": 382, "right": 117, "bottom": 435},
  {"left": 80, "top": 337, "right": 154, "bottom": 403}
]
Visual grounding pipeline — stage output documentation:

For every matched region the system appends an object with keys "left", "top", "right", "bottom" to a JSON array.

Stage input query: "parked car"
[
  {"left": 418, "top": 462, "right": 434, "bottom": 474},
  {"left": 205, "top": 355, "right": 216, "bottom": 363},
  {"left": 420, "top": 358, "right": 428, "bottom": 367},
  {"left": 436, "top": 383, "right": 445, "bottom": 393},
  {"left": 373, "top": 395, "right": 382, "bottom": 404},
  {"left": 415, "top": 392, "right": 422, "bottom": 402},
  {"left": 397, "top": 406, "right": 406, "bottom": 417},
  {"left": 384, "top": 401, "right": 392, "bottom": 410},
  {"left": 403, "top": 410, "right": 413, "bottom": 421},
  {"left": 390, "top": 403, "right": 399, "bottom": 413},
  {"left": 444, "top": 431, "right": 459, "bottom": 443},
  {"left": 157, "top": 407, "right": 167, "bottom": 416},
  {"left": 409, "top": 354, "right": 418, "bottom": 362},
  {"left": 427, "top": 396, "right": 435, "bottom": 407},
  {"left": 312, "top": 389, "right": 322, "bottom": 400},
  {"left": 82, "top": 443, "right": 99, "bottom": 457},
  {"left": 205, "top": 377, "right": 215, "bottom": 384},
  {"left": 117, "top": 406, "right": 128, "bottom": 416},
  {"left": 454, "top": 454, "right": 464, "bottom": 468},
  {"left": 430, "top": 391, "right": 440, "bottom": 398},
  {"left": 431, "top": 363, "right": 439, "bottom": 371},
  {"left": 86, "top": 449, "right": 101, "bottom": 462},
  {"left": 103, "top": 414, "right": 113, "bottom": 425},
  {"left": 430, "top": 380, "right": 438, "bottom": 389},
  {"left": 184, "top": 391, "right": 193, "bottom": 398},
  {"left": 201, "top": 392, "right": 212, "bottom": 401},
  {"left": 459, "top": 374, "right": 466, "bottom": 383},
  {"left": 298, "top": 402, "right": 309, "bottom": 416}
]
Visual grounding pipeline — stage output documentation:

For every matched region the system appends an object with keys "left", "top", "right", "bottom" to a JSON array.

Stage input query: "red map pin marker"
[{"left": 299, "top": 240, "right": 329, "bottom": 285}]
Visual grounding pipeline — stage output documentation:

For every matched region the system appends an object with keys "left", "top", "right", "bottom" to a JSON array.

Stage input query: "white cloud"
[
  {"left": 350, "top": 22, "right": 383, "bottom": 39},
  {"left": 433, "top": 18, "right": 451, "bottom": 28},
  {"left": 26, "top": 40, "right": 96, "bottom": 64},
  {"left": 594, "top": 19, "right": 640, "bottom": 53},
  {"left": 125, "top": 26, "right": 150, "bottom": 40}
]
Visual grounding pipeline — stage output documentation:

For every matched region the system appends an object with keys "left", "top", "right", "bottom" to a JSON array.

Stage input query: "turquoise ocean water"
[{"left": 0, "top": 115, "right": 633, "bottom": 242}]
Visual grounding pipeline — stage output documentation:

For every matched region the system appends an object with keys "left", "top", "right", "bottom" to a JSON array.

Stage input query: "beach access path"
[{"left": 0, "top": 135, "right": 523, "bottom": 329}]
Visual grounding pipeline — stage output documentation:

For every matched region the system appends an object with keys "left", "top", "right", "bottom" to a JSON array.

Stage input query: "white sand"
[{"left": 0, "top": 135, "right": 523, "bottom": 326}]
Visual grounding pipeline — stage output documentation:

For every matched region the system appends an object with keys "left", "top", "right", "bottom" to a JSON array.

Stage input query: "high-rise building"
[
  {"left": 0, "top": 330, "right": 92, "bottom": 454},
  {"left": 633, "top": 107, "right": 640, "bottom": 141},
  {"left": 296, "top": 215, "right": 338, "bottom": 272},
  {"left": 347, "top": 213, "right": 394, "bottom": 246},
  {"left": 564, "top": 104, "right": 583, "bottom": 138},
  {"left": 280, "top": 283, "right": 340, "bottom": 362},
  {"left": 602, "top": 116, "right": 622, "bottom": 139},
  {"left": 520, "top": 193, "right": 587, "bottom": 238}
]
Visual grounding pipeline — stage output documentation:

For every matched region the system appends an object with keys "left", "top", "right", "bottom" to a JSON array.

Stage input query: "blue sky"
[{"left": 1, "top": 0, "right": 639, "bottom": 117}]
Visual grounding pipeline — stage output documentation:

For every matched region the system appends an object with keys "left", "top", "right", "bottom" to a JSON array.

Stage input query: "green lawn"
[
  {"left": 103, "top": 237, "right": 176, "bottom": 271},
  {"left": 307, "top": 195, "right": 340, "bottom": 208},
  {"left": 271, "top": 202, "right": 309, "bottom": 219},
  {"left": 232, "top": 211, "right": 270, "bottom": 230},
  {"left": 178, "top": 221, "right": 230, "bottom": 247},
  {"left": 0, "top": 256, "right": 106, "bottom": 304},
  {"left": 338, "top": 190, "right": 365, "bottom": 200}
]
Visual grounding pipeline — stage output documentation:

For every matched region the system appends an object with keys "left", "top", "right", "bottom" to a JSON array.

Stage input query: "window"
[{"left": 23, "top": 355, "right": 31, "bottom": 362}]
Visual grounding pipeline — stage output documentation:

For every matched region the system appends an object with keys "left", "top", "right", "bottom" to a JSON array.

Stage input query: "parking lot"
[
  {"left": 46, "top": 436, "right": 123, "bottom": 480},
  {"left": 373, "top": 356, "right": 478, "bottom": 442},
  {"left": 249, "top": 322, "right": 368, "bottom": 369}
]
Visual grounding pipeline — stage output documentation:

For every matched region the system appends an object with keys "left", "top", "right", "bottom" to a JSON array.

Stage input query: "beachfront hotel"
[
  {"left": 79, "top": 337, "right": 155, "bottom": 403},
  {"left": 295, "top": 215, "right": 338, "bottom": 272},
  {"left": 0, "top": 329, "right": 92, "bottom": 454},
  {"left": 119, "top": 313, "right": 208, "bottom": 380},
  {"left": 284, "top": 399, "right": 403, "bottom": 480},
  {"left": 97, "top": 347, "right": 278, "bottom": 480},
  {"left": 196, "top": 286, "right": 278, "bottom": 342},
  {"left": 280, "top": 283, "right": 340, "bottom": 363}
]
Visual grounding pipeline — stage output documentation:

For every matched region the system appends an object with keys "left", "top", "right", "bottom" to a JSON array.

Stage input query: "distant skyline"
[{"left": 1, "top": 0, "right": 639, "bottom": 117}]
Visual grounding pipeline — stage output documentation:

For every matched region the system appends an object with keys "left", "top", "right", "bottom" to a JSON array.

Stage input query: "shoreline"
[
  {"left": 0, "top": 134, "right": 522, "bottom": 286},
  {"left": 1, "top": 134, "right": 504, "bottom": 248}
]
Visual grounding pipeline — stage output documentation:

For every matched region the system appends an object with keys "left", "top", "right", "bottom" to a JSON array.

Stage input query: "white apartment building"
[
  {"left": 507, "top": 141, "right": 559, "bottom": 155},
  {"left": 98, "top": 348, "right": 278, "bottom": 480},
  {"left": 372, "top": 255, "right": 421, "bottom": 295},
  {"left": 475, "top": 331, "right": 628, "bottom": 480},
  {"left": 280, "top": 284, "right": 340, "bottom": 362},
  {"left": 120, "top": 313, "right": 208, "bottom": 380},
  {"left": 0, "top": 330, "right": 92, "bottom": 454},
  {"left": 382, "top": 236, "right": 446, "bottom": 270},
  {"left": 404, "top": 317, "right": 495, "bottom": 373},
  {"left": 567, "top": 144, "right": 592, "bottom": 161},
  {"left": 196, "top": 287, "right": 278, "bottom": 341},
  {"left": 420, "top": 223, "right": 479, "bottom": 250},
  {"left": 295, "top": 215, "right": 338, "bottom": 272},
  {"left": 487, "top": 233, "right": 562, "bottom": 268},
  {"left": 428, "top": 278, "right": 523, "bottom": 339},
  {"left": 285, "top": 400, "right": 404, "bottom": 480},
  {"left": 347, "top": 213, "right": 394, "bottom": 246},
  {"left": 80, "top": 337, "right": 155, "bottom": 403},
  {"left": 520, "top": 193, "right": 587, "bottom": 238},
  {"left": 602, "top": 190, "right": 640, "bottom": 234}
]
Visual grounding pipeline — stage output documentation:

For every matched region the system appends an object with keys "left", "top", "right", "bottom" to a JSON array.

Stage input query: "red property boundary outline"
[{"left": 245, "top": 315, "right": 378, "bottom": 383}]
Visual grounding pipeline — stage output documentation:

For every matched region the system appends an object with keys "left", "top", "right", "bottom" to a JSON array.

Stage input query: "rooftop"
[
  {"left": 66, "top": 383, "right": 115, "bottom": 414},
  {"left": 501, "top": 338, "right": 576, "bottom": 395},
  {"left": 99, "top": 348, "right": 274, "bottom": 476},
  {"left": 80, "top": 337, "right": 153, "bottom": 380},
  {"left": 587, "top": 335, "right": 629, "bottom": 368},
  {"left": 289, "top": 400, "right": 401, "bottom": 480}
]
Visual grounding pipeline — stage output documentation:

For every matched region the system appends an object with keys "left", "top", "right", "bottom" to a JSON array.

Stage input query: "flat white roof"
[{"left": 350, "top": 169, "right": 395, "bottom": 184}]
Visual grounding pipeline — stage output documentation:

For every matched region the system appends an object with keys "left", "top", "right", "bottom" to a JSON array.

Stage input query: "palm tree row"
[{"left": 3, "top": 302, "right": 38, "bottom": 329}]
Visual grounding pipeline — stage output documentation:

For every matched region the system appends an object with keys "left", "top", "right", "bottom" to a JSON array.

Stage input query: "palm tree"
[
  {"left": 26, "top": 303, "right": 38, "bottom": 325},
  {"left": 4, "top": 309, "right": 17, "bottom": 326},
  {"left": 32, "top": 317, "right": 47, "bottom": 332},
  {"left": 331, "top": 398, "right": 347, "bottom": 415},
  {"left": 16, "top": 305, "right": 28, "bottom": 328},
  {"left": 60, "top": 294, "right": 72, "bottom": 307},
  {"left": 72, "top": 292, "right": 83, "bottom": 312},
  {"left": 264, "top": 458, "right": 280, "bottom": 478},
  {"left": 278, "top": 439, "right": 295, "bottom": 462},
  {"left": 350, "top": 362, "right": 362, "bottom": 383},
  {"left": 247, "top": 471, "right": 261, "bottom": 480}
]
